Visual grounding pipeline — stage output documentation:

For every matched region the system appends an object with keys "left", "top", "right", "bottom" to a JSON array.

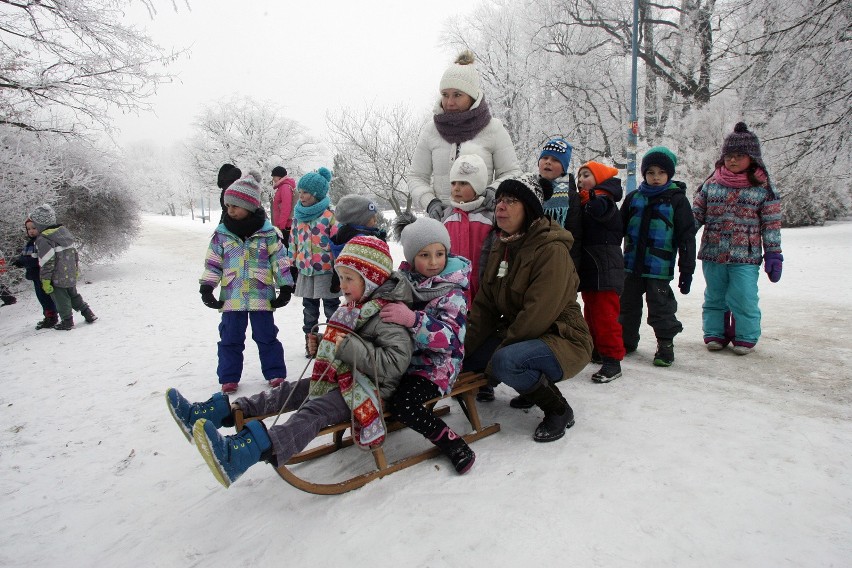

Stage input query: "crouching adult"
[{"left": 463, "top": 173, "right": 592, "bottom": 442}]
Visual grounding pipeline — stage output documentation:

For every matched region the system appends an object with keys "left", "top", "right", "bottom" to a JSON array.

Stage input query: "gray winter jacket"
[
  {"left": 35, "top": 226, "right": 79, "bottom": 288},
  {"left": 335, "top": 275, "right": 414, "bottom": 399}
]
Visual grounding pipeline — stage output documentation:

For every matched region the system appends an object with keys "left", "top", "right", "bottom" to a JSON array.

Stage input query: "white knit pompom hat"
[{"left": 439, "top": 50, "right": 481, "bottom": 100}]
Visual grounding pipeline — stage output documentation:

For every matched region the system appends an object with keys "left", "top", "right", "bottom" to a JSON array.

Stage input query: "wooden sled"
[{"left": 234, "top": 371, "right": 500, "bottom": 495}]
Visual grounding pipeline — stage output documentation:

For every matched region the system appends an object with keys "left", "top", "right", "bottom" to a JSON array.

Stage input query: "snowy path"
[{"left": 0, "top": 214, "right": 850, "bottom": 567}]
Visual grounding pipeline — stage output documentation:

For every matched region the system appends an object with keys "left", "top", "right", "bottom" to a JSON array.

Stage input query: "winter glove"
[
  {"left": 270, "top": 286, "right": 293, "bottom": 308},
  {"left": 379, "top": 302, "right": 417, "bottom": 328},
  {"left": 12, "top": 257, "right": 24, "bottom": 268},
  {"left": 426, "top": 198, "right": 446, "bottom": 221},
  {"left": 289, "top": 265, "right": 299, "bottom": 286},
  {"left": 585, "top": 192, "right": 607, "bottom": 217},
  {"left": 678, "top": 273, "right": 692, "bottom": 295},
  {"left": 764, "top": 252, "right": 783, "bottom": 283},
  {"left": 199, "top": 284, "right": 224, "bottom": 309},
  {"left": 41, "top": 279, "right": 54, "bottom": 294}
]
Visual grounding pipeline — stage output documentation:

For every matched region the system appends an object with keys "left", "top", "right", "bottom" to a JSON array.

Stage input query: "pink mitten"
[{"left": 379, "top": 302, "right": 416, "bottom": 328}]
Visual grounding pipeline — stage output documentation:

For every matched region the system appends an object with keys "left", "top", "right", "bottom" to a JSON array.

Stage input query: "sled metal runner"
[{"left": 234, "top": 372, "right": 500, "bottom": 495}]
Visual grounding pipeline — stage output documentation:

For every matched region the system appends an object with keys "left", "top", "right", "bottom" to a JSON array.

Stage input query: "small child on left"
[
  {"left": 28, "top": 204, "right": 97, "bottom": 330},
  {"left": 199, "top": 172, "right": 295, "bottom": 394},
  {"left": 11, "top": 220, "right": 58, "bottom": 328}
]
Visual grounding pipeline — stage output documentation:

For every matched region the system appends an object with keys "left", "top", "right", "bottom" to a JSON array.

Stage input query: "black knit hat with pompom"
[{"left": 721, "top": 122, "right": 765, "bottom": 169}]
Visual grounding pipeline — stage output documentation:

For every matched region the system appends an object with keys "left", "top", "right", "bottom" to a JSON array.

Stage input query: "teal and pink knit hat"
[
  {"left": 224, "top": 171, "right": 262, "bottom": 212},
  {"left": 334, "top": 235, "right": 393, "bottom": 298}
]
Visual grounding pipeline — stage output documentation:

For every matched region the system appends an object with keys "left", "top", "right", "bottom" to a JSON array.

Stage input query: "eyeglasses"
[{"left": 495, "top": 196, "right": 521, "bottom": 206}]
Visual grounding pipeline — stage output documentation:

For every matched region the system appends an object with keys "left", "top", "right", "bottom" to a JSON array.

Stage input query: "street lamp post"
[{"left": 627, "top": 0, "right": 640, "bottom": 194}]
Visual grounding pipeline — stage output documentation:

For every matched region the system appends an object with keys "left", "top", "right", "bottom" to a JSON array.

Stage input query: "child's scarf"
[
  {"left": 294, "top": 196, "right": 331, "bottom": 223},
  {"left": 712, "top": 165, "right": 768, "bottom": 189},
  {"left": 543, "top": 178, "right": 573, "bottom": 227},
  {"left": 308, "top": 298, "right": 390, "bottom": 448},
  {"left": 638, "top": 181, "right": 671, "bottom": 197}
]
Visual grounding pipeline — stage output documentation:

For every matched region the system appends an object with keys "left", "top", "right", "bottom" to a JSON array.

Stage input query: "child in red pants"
[{"left": 576, "top": 161, "right": 625, "bottom": 382}]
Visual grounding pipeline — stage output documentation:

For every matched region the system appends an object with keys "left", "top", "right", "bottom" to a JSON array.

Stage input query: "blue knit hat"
[
  {"left": 297, "top": 167, "right": 332, "bottom": 200},
  {"left": 539, "top": 138, "right": 573, "bottom": 175}
]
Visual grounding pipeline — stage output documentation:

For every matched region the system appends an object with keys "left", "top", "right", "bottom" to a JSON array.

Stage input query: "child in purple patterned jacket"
[
  {"left": 199, "top": 172, "right": 294, "bottom": 394},
  {"left": 380, "top": 213, "right": 475, "bottom": 474}
]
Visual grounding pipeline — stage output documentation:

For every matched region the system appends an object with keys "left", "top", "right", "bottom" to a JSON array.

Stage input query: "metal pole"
[{"left": 627, "top": 0, "right": 640, "bottom": 194}]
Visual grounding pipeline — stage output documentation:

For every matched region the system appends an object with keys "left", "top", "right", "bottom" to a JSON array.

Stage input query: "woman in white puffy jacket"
[{"left": 409, "top": 50, "right": 521, "bottom": 220}]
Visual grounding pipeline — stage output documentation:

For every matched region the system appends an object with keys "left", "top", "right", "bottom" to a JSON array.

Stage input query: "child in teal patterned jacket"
[{"left": 200, "top": 172, "right": 294, "bottom": 393}]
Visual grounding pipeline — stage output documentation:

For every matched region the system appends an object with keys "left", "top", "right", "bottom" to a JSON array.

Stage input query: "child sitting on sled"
[
  {"left": 166, "top": 236, "right": 413, "bottom": 488},
  {"left": 380, "top": 214, "right": 475, "bottom": 474}
]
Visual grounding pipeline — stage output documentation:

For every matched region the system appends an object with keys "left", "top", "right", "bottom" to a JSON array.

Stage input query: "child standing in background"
[
  {"left": 29, "top": 204, "right": 97, "bottom": 330},
  {"left": 270, "top": 165, "right": 296, "bottom": 248},
  {"left": 199, "top": 172, "right": 294, "bottom": 394},
  {"left": 693, "top": 122, "right": 782, "bottom": 355},
  {"left": 382, "top": 214, "right": 475, "bottom": 474},
  {"left": 576, "top": 161, "right": 625, "bottom": 382},
  {"left": 539, "top": 138, "right": 583, "bottom": 267},
  {"left": 328, "top": 194, "right": 387, "bottom": 294},
  {"left": 12, "top": 220, "right": 58, "bottom": 328},
  {"left": 288, "top": 167, "right": 341, "bottom": 357},
  {"left": 442, "top": 153, "right": 494, "bottom": 303},
  {"left": 620, "top": 147, "right": 696, "bottom": 367}
]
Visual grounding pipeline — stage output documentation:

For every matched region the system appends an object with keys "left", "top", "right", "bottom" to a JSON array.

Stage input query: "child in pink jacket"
[
  {"left": 442, "top": 154, "right": 495, "bottom": 304},
  {"left": 271, "top": 165, "right": 296, "bottom": 247}
]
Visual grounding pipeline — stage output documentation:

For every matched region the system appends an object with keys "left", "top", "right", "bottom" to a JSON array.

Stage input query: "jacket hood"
[
  {"left": 274, "top": 177, "right": 296, "bottom": 190},
  {"left": 594, "top": 177, "right": 624, "bottom": 202},
  {"left": 39, "top": 225, "right": 74, "bottom": 247},
  {"left": 376, "top": 257, "right": 470, "bottom": 303}
]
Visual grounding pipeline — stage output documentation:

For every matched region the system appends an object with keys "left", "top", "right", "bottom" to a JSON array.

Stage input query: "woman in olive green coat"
[{"left": 464, "top": 173, "right": 592, "bottom": 442}]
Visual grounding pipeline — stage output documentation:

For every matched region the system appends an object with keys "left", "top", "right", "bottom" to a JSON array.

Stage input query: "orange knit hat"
[{"left": 578, "top": 161, "right": 619, "bottom": 184}]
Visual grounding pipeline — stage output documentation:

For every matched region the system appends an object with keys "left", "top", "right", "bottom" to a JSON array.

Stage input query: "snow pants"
[
  {"left": 51, "top": 286, "right": 88, "bottom": 320},
  {"left": 701, "top": 261, "right": 761, "bottom": 345},
  {"left": 619, "top": 273, "right": 682, "bottom": 349},
  {"left": 217, "top": 310, "right": 286, "bottom": 384},
  {"left": 32, "top": 279, "right": 57, "bottom": 316},
  {"left": 233, "top": 378, "right": 350, "bottom": 466},
  {"left": 581, "top": 290, "right": 625, "bottom": 360},
  {"left": 302, "top": 297, "right": 341, "bottom": 335}
]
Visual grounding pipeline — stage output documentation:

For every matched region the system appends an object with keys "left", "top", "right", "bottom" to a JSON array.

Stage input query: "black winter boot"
[
  {"left": 81, "top": 306, "right": 98, "bottom": 323},
  {"left": 430, "top": 426, "right": 475, "bottom": 474},
  {"left": 522, "top": 379, "right": 575, "bottom": 442},
  {"left": 36, "top": 315, "right": 59, "bottom": 329},
  {"left": 591, "top": 357, "right": 622, "bottom": 383},
  {"left": 509, "top": 393, "right": 535, "bottom": 409},
  {"left": 653, "top": 339, "right": 674, "bottom": 367},
  {"left": 54, "top": 317, "right": 74, "bottom": 331}
]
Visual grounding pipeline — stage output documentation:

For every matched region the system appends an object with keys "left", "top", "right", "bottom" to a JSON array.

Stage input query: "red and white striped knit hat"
[{"left": 334, "top": 235, "right": 393, "bottom": 298}]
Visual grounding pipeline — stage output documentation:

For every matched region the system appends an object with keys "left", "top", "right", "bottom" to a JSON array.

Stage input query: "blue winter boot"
[
  {"left": 166, "top": 389, "right": 233, "bottom": 443},
  {"left": 193, "top": 419, "right": 272, "bottom": 488}
]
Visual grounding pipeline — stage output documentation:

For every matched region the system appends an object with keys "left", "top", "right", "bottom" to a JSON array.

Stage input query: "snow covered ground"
[{"left": 1, "top": 214, "right": 850, "bottom": 567}]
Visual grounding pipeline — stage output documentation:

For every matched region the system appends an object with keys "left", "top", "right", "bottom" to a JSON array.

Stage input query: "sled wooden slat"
[{"left": 234, "top": 372, "right": 500, "bottom": 494}]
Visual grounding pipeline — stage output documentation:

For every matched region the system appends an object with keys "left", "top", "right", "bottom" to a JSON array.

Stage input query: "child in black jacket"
[{"left": 12, "top": 219, "right": 58, "bottom": 328}]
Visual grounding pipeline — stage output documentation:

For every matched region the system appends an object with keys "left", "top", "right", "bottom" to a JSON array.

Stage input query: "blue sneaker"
[
  {"left": 193, "top": 419, "right": 271, "bottom": 488},
  {"left": 165, "top": 389, "right": 231, "bottom": 443}
]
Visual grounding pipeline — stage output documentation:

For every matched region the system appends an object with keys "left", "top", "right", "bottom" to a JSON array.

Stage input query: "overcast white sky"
[{"left": 112, "top": 0, "right": 476, "bottom": 154}]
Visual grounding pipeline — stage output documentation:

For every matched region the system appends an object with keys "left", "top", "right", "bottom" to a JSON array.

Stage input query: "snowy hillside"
[{"left": 0, "top": 214, "right": 850, "bottom": 567}]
